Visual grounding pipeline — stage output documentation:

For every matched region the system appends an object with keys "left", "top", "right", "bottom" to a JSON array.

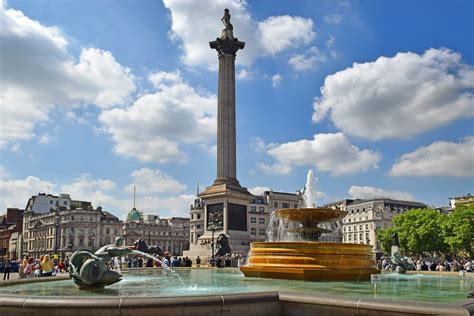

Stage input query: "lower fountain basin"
[{"left": 240, "top": 242, "right": 379, "bottom": 281}]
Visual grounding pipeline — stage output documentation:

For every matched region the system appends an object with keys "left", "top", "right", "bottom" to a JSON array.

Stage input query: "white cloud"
[
  {"left": 251, "top": 137, "right": 267, "bottom": 153},
  {"left": 163, "top": 0, "right": 316, "bottom": 69},
  {"left": 0, "top": 5, "right": 136, "bottom": 148},
  {"left": 271, "top": 73, "right": 282, "bottom": 87},
  {"left": 258, "top": 163, "right": 293, "bottom": 175},
  {"left": 258, "top": 15, "right": 315, "bottom": 55},
  {"left": 325, "top": 35, "right": 339, "bottom": 58},
  {"left": 313, "top": 48, "right": 474, "bottom": 140},
  {"left": 137, "top": 194, "right": 195, "bottom": 217},
  {"left": 38, "top": 133, "right": 52, "bottom": 144},
  {"left": 0, "top": 175, "right": 55, "bottom": 210},
  {"left": 389, "top": 136, "right": 474, "bottom": 177},
  {"left": 237, "top": 69, "right": 258, "bottom": 80},
  {"left": 349, "top": 185, "right": 415, "bottom": 201},
  {"left": 262, "top": 133, "right": 381, "bottom": 176},
  {"left": 60, "top": 174, "right": 117, "bottom": 208},
  {"left": 289, "top": 46, "right": 325, "bottom": 72},
  {"left": 125, "top": 168, "right": 186, "bottom": 194},
  {"left": 323, "top": 14, "right": 342, "bottom": 24},
  {"left": 248, "top": 186, "right": 271, "bottom": 195},
  {"left": 99, "top": 70, "right": 216, "bottom": 163}
]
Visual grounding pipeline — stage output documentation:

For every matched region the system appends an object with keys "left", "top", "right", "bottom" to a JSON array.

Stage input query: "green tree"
[
  {"left": 442, "top": 204, "right": 474, "bottom": 257},
  {"left": 376, "top": 226, "right": 394, "bottom": 255},
  {"left": 376, "top": 209, "right": 447, "bottom": 256}
]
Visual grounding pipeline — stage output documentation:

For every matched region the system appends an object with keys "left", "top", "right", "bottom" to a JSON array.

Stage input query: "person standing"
[
  {"left": 41, "top": 255, "right": 54, "bottom": 277},
  {"left": 3, "top": 259, "right": 12, "bottom": 280},
  {"left": 196, "top": 256, "right": 201, "bottom": 268}
]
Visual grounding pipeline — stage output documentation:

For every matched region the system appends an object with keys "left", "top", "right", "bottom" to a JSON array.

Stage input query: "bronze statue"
[
  {"left": 69, "top": 237, "right": 134, "bottom": 288},
  {"left": 221, "top": 8, "right": 233, "bottom": 30}
]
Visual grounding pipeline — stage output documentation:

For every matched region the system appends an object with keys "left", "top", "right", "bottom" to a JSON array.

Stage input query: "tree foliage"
[
  {"left": 442, "top": 204, "right": 474, "bottom": 257},
  {"left": 377, "top": 205, "right": 474, "bottom": 257}
]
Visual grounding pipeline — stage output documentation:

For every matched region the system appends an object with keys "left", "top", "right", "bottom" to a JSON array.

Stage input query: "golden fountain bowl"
[{"left": 273, "top": 207, "right": 347, "bottom": 223}]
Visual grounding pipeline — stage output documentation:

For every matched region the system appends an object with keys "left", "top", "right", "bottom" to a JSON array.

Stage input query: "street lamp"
[
  {"left": 89, "top": 232, "right": 95, "bottom": 252},
  {"left": 207, "top": 211, "right": 223, "bottom": 267}
]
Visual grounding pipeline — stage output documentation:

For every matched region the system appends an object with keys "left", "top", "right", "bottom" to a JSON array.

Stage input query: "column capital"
[{"left": 210, "top": 35, "right": 245, "bottom": 57}]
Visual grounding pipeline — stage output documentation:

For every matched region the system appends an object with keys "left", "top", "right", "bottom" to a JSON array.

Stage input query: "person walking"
[{"left": 3, "top": 259, "right": 12, "bottom": 280}]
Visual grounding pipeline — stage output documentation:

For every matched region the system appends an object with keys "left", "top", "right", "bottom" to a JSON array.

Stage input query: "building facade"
[
  {"left": 0, "top": 208, "right": 24, "bottom": 259},
  {"left": 123, "top": 208, "right": 190, "bottom": 256},
  {"left": 22, "top": 193, "right": 122, "bottom": 258},
  {"left": 341, "top": 198, "right": 426, "bottom": 258},
  {"left": 449, "top": 193, "right": 474, "bottom": 209}
]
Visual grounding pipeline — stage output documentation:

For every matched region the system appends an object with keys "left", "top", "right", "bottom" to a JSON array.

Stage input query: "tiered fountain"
[{"left": 240, "top": 170, "right": 379, "bottom": 281}]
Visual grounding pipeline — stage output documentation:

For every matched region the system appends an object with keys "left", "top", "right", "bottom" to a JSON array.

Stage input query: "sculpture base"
[{"left": 240, "top": 242, "right": 379, "bottom": 282}]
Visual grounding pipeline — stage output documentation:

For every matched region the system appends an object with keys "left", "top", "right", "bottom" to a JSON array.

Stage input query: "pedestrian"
[
  {"left": 41, "top": 255, "right": 55, "bottom": 277},
  {"left": 196, "top": 256, "right": 201, "bottom": 267},
  {"left": 24, "top": 258, "right": 34, "bottom": 278},
  {"left": 3, "top": 259, "right": 12, "bottom": 280}
]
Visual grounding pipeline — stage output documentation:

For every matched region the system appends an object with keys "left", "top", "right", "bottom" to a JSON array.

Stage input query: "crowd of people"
[
  {"left": 378, "top": 257, "right": 473, "bottom": 272},
  {"left": 0, "top": 255, "right": 70, "bottom": 280}
]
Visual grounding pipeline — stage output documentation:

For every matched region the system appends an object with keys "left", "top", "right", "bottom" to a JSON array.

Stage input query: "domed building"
[{"left": 126, "top": 207, "right": 142, "bottom": 222}]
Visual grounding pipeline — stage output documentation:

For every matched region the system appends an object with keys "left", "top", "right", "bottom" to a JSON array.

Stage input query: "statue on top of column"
[{"left": 221, "top": 8, "right": 233, "bottom": 31}]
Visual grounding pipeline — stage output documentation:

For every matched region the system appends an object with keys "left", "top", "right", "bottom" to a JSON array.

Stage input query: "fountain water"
[
  {"left": 242, "top": 170, "right": 380, "bottom": 281},
  {"left": 131, "top": 250, "right": 183, "bottom": 283}
]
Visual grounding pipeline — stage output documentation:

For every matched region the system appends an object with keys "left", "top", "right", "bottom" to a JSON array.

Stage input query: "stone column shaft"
[{"left": 217, "top": 54, "right": 237, "bottom": 183}]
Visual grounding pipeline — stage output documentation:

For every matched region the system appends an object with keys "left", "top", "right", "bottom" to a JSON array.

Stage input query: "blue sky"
[{"left": 1, "top": 0, "right": 473, "bottom": 219}]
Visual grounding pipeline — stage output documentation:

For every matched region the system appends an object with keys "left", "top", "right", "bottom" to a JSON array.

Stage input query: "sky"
[{"left": 1, "top": 0, "right": 473, "bottom": 219}]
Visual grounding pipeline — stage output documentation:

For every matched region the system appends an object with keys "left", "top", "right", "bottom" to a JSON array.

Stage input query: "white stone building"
[{"left": 341, "top": 198, "right": 426, "bottom": 258}]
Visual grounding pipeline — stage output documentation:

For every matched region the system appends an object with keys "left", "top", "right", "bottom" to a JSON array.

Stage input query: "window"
[
  {"left": 348, "top": 226, "right": 351, "bottom": 232},
  {"left": 191, "top": 235, "right": 194, "bottom": 243},
  {"left": 114, "top": 229, "right": 118, "bottom": 235},
  {"left": 106, "top": 228, "right": 110, "bottom": 235},
  {"left": 273, "top": 202, "right": 278, "bottom": 208},
  {"left": 71, "top": 216, "right": 74, "bottom": 221},
  {"left": 250, "top": 217, "right": 256, "bottom": 223},
  {"left": 259, "top": 218, "right": 265, "bottom": 224},
  {"left": 197, "top": 214, "right": 201, "bottom": 219},
  {"left": 359, "top": 225, "right": 362, "bottom": 230},
  {"left": 282, "top": 202, "right": 290, "bottom": 208},
  {"left": 79, "top": 238, "right": 84, "bottom": 246},
  {"left": 250, "top": 206, "right": 256, "bottom": 212},
  {"left": 359, "top": 233, "right": 363, "bottom": 241},
  {"left": 343, "top": 227, "right": 346, "bottom": 232},
  {"left": 63, "top": 201, "right": 68, "bottom": 205},
  {"left": 259, "top": 207, "right": 265, "bottom": 213},
  {"left": 191, "top": 214, "right": 194, "bottom": 220},
  {"left": 196, "top": 224, "right": 201, "bottom": 229},
  {"left": 259, "top": 229, "right": 266, "bottom": 236},
  {"left": 365, "top": 224, "right": 368, "bottom": 230},
  {"left": 251, "top": 228, "right": 256, "bottom": 235},
  {"left": 349, "top": 235, "right": 352, "bottom": 241},
  {"left": 50, "top": 200, "right": 53, "bottom": 204},
  {"left": 294, "top": 204, "right": 298, "bottom": 208}
]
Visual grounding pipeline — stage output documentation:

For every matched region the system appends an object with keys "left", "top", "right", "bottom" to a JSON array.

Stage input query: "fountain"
[{"left": 240, "top": 170, "right": 380, "bottom": 281}]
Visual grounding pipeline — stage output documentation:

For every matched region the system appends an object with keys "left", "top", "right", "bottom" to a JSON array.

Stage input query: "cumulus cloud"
[
  {"left": 125, "top": 168, "right": 186, "bottom": 194},
  {"left": 0, "top": 4, "right": 136, "bottom": 148},
  {"left": 60, "top": 174, "right": 118, "bottom": 209},
  {"left": 389, "top": 136, "right": 474, "bottom": 177},
  {"left": 261, "top": 133, "right": 381, "bottom": 176},
  {"left": 248, "top": 186, "right": 271, "bottom": 195},
  {"left": 349, "top": 185, "right": 415, "bottom": 201},
  {"left": 289, "top": 46, "right": 325, "bottom": 72},
  {"left": 313, "top": 48, "right": 474, "bottom": 140},
  {"left": 271, "top": 73, "right": 282, "bottom": 87},
  {"left": 0, "top": 175, "right": 55, "bottom": 210},
  {"left": 258, "top": 15, "right": 315, "bottom": 55},
  {"left": 99, "top": 70, "right": 216, "bottom": 163},
  {"left": 163, "top": 0, "right": 315, "bottom": 69}
]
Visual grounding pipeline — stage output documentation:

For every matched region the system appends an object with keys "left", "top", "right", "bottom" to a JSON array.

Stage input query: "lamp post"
[
  {"left": 89, "top": 232, "right": 95, "bottom": 252},
  {"left": 207, "top": 211, "right": 223, "bottom": 267}
]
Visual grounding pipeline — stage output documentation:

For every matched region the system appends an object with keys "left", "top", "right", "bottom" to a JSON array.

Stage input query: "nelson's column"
[{"left": 186, "top": 9, "right": 252, "bottom": 257}]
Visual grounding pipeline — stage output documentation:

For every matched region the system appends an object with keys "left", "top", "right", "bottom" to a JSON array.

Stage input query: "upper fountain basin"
[{"left": 273, "top": 208, "right": 347, "bottom": 223}]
